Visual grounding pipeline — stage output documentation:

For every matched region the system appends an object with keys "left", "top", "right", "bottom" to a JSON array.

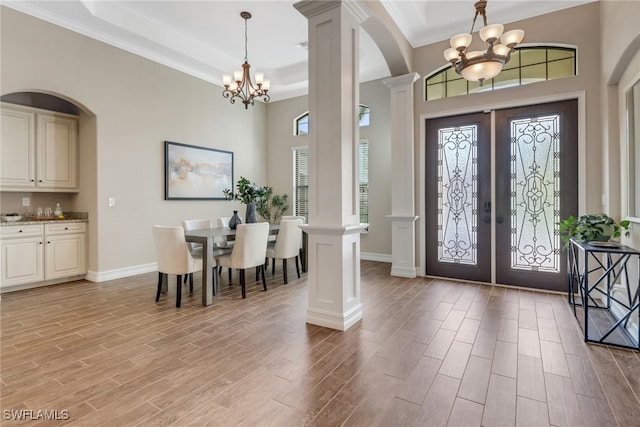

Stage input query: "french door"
[{"left": 425, "top": 100, "right": 578, "bottom": 291}]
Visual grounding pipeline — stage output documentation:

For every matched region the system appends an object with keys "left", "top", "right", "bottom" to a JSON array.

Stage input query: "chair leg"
[
  {"left": 183, "top": 274, "right": 188, "bottom": 284},
  {"left": 156, "top": 272, "right": 163, "bottom": 302},
  {"left": 240, "top": 269, "right": 246, "bottom": 299},
  {"left": 261, "top": 265, "right": 267, "bottom": 291},
  {"left": 255, "top": 266, "right": 259, "bottom": 282},
  {"left": 189, "top": 273, "right": 194, "bottom": 293},
  {"left": 228, "top": 268, "right": 232, "bottom": 285},
  {"left": 176, "top": 275, "right": 182, "bottom": 307},
  {"left": 295, "top": 255, "right": 300, "bottom": 278},
  {"left": 283, "top": 259, "right": 288, "bottom": 284},
  {"left": 272, "top": 258, "right": 275, "bottom": 275}
]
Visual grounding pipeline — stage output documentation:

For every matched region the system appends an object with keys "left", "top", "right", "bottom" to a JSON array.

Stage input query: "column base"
[
  {"left": 387, "top": 215, "right": 418, "bottom": 278},
  {"left": 306, "top": 303, "right": 363, "bottom": 331},
  {"left": 302, "top": 224, "right": 366, "bottom": 331}
]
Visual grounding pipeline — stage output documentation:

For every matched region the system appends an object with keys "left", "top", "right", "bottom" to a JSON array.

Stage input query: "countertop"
[{"left": 1, "top": 212, "right": 88, "bottom": 226}]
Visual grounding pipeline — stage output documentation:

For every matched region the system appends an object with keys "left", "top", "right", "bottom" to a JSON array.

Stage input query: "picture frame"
[{"left": 164, "top": 141, "right": 233, "bottom": 200}]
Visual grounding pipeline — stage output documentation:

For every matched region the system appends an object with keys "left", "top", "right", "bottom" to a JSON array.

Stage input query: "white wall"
[{"left": 1, "top": 7, "right": 267, "bottom": 278}]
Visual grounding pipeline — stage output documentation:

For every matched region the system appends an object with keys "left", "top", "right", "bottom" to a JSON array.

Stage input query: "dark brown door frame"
[
  {"left": 425, "top": 100, "right": 578, "bottom": 291},
  {"left": 495, "top": 99, "right": 578, "bottom": 291}
]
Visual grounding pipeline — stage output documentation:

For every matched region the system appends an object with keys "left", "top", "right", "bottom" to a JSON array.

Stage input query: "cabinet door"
[
  {"left": 1, "top": 237, "right": 44, "bottom": 287},
  {"left": 45, "top": 233, "right": 86, "bottom": 279},
  {"left": 0, "top": 106, "right": 36, "bottom": 189},
  {"left": 37, "top": 113, "right": 78, "bottom": 189}
]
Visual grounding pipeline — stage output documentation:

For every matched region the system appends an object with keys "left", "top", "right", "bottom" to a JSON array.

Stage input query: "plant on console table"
[{"left": 559, "top": 213, "right": 630, "bottom": 247}]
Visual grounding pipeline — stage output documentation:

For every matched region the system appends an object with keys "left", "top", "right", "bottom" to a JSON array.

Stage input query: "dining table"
[{"left": 182, "top": 223, "right": 307, "bottom": 306}]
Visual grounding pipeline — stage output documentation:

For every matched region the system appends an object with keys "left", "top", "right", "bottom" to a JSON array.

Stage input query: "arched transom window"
[
  {"left": 294, "top": 105, "right": 370, "bottom": 135},
  {"left": 425, "top": 46, "right": 577, "bottom": 101}
]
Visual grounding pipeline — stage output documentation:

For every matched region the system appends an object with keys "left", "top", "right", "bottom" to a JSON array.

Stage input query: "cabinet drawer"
[
  {"left": 0, "top": 224, "right": 43, "bottom": 238},
  {"left": 45, "top": 222, "right": 86, "bottom": 235}
]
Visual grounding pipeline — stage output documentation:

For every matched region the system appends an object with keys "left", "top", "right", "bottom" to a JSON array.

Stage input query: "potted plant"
[
  {"left": 223, "top": 177, "right": 289, "bottom": 224},
  {"left": 558, "top": 213, "right": 630, "bottom": 247},
  {"left": 256, "top": 187, "right": 289, "bottom": 224}
]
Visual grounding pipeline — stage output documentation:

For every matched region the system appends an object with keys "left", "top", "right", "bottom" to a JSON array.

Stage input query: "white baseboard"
[
  {"left": 86, "top": 262, "right": 157, "bottom": 283},
  {"left": 87, "top": 254, "right": 390, "bottom": 284},
  {"left": 360, "top": 252, "right": 392, "bottom": 263},
  {"left": 391, "top": 266, "right": 418, "bottom": 278},
  {"left": 86, "top": 252, "right": 391, "bottom": 283}
]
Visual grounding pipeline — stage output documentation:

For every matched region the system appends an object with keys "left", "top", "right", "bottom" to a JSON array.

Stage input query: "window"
[
  {"left": 293, "top": 140, "right": 369, "bottom": 226},
  {"left": 294, "top": 104, "right": 370, "bottom": 135},
  {"left": 293, "top": 147, "right": 309, "bottom": 222},
  {"left": 425, "top": 46, "right": 577, "bottom": 101},
  {"left": 295, "top": 113, "right": 309, "bottom": 135},
  {"left": 359, "top": 140, "right": 369, "bottom": 225},
  {"left": 358, "top": 105, "right": 370, "bottom": 127}
]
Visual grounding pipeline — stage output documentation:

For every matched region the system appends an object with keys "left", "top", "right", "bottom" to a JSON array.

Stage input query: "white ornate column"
[
  {"left": 294, "top": 0, "right": 366, "bottom": 331},
  {"left": 383, "top": 73, "right": 420, "bottom": 278}
]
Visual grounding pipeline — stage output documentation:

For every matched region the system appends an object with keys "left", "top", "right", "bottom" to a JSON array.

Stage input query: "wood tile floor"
[{"left": 1, "top": 261, "right": 639, "bottom": 426}]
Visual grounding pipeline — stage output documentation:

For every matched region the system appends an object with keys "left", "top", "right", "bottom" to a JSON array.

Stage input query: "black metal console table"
[{"left": 567, "top": 238, "right": 640, "bottom": 350}]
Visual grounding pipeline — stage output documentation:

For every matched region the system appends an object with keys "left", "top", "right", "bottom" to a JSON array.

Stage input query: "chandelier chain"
[{"left": 244, "top": 15, "right": 248, "bottom": 63}]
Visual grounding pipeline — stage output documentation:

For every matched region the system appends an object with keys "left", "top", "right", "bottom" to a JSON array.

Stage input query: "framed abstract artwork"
[{"left": 164, "top": 141, "right": 233, "bottom": 200}]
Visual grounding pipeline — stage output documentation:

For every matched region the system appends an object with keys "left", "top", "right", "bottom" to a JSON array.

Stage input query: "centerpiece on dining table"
[{"left": 223, "top": 177, "right": 289, "bottom": 228}]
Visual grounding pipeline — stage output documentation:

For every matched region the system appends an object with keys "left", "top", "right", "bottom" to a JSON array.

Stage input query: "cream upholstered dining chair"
[
  {"left": 214, "top": 216, "right": 235, "bottom": 280},
  {"left": 215, "top": 222, "right": 270, "bottom": 299},
  {"left": 266, "top": 218, "right": 304, "bottom": 284},
  {"left": 152, "top": 225, "right": 203, "bottom": 307},
  {"left": 181, "top": 218, "right": 213, "bottom": 284},
  {"left": 182, "top": 218, "right": 212, "bottom": 252},
  {"left": 280, "top": 215, "right": 306, "bottom": 270},
  {"left": 214, "top": 217, "right": 233, "bottom": 248}
]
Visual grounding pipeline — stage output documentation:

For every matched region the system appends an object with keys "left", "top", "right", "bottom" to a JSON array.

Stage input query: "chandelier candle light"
[
  {"left": 443, "top": 0, "right": 524, "bottom": 85},
  {"left": 222, "top": 11, "right": 270, "bottom": 109}
]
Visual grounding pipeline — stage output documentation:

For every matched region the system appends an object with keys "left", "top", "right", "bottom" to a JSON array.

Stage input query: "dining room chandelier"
[
  {"left": 443, "top": 0, "right": 524, "bottom": 86},
  {"left": 222, "top": 11, "right": 270, "bottom": 109}
]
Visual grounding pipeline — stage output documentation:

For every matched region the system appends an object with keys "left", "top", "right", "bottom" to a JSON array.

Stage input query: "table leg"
[
  {"left": 302, "top": 232, "right": 308, "bottom": 273},
  {"left": 202, "top": 237, "right": 214, "bottom": 306}
]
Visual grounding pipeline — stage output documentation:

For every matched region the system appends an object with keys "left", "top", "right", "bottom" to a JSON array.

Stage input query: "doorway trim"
[{"left": 418, "top": 91, "right": 586, "bottom": 279}]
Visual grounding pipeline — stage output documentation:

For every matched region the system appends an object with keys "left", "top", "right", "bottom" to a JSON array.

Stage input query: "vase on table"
[
  {"left": 245, "top": 202, "right": 258, "bottom": 223},
  {"left": 229, "top": 210, "right": 241, "bottom": 230}
]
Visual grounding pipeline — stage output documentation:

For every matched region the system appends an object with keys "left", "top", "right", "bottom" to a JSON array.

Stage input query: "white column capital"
[
  {"left": 382, "top": 72, "right": 420, "bottom": 89},
  {"left": 293, "top": 0, "right": 341, "bottom": 19}
]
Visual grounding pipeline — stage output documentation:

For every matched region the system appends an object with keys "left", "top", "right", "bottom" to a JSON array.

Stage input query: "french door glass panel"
[
  {"left": 437, "top": 124, "right": 478, "bottom": 265},
  {"left": 510, "top": 114, "right": 561, "bottom": 273}
]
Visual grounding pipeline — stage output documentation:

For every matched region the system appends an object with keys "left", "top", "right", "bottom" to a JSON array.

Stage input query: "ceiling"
[{"left": 4, "top": 0, "right": 596, "bottom": 102}]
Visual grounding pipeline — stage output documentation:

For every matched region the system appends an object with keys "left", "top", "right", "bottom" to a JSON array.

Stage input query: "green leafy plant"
[
  {"left": 558, "top": 213, "right": 630, "bottom": 247},
  {"left": 223, "top": 177, "right": 289, "bottom": 223},
  {"left": 256, "top": 187, "right": 289, "bottom": 223},
  {"left": 223, "top": 177, "right": 268, "bottom": 205}
]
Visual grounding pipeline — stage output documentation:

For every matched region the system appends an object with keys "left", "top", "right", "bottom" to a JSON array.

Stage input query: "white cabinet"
[
  {"left": 0, "top": 106, "right": 36, "bottom": 188},
  {"left": 0, "top": 222, "right": 86, "bottom": 290},
  {"left": 1, "top": 225, "right": 44, "bottom": 288},
  {"left": 0, "top": 103, "right": 78, "bottom": 191},
  {"left": 45, "top": 223, "right": 86, "bottom": 279}
]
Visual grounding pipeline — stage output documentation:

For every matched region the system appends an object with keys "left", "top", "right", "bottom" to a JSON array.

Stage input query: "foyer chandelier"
[
  {"left": 443, "top": 0, "right": 524, "bottom": 85},
  {"left": 222, "top": 11, "right": 270, "bottom": 109}
]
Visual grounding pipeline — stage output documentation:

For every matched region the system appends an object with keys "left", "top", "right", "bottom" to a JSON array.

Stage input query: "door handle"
[
  {"left": 496, "top": 216, "right": 504, "bottom": 224},
  {"left": 483, "top": 202, "right": 491, "bottom": 213}
]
